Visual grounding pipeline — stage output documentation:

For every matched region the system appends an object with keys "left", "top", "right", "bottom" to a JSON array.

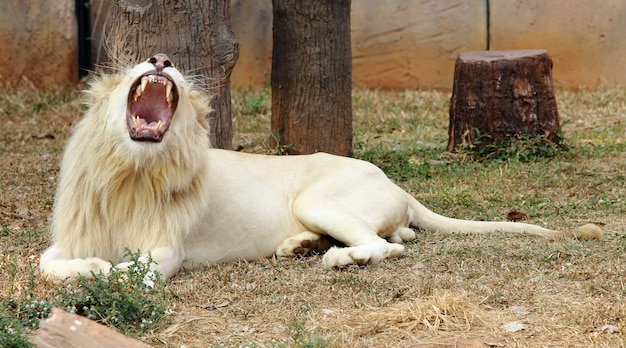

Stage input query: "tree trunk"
[
  {"left": 104, "top": 0, "right": 239, "bottom": 149},
  {"left": 270, "top": 0, "right": 352, "bottom": 156},
  {"left": 447, "top": 50, "right": 560, "bottom": 152}
]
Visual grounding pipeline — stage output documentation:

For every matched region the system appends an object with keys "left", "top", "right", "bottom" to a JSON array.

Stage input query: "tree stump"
[{"left": 447, "top": 50, "right": 561, "bottom": 152}]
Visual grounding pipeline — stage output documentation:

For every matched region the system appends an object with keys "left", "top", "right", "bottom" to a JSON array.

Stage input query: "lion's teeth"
[
  {"left": 141, "top": 79, "right": 148, "bottom": 92},
  {"left": 134, "top": 115, "right": 141, "bottom": 128},
  {"left": 166, "top": 84, "right": 172, "bottom": 101},
  {"left": 154, "top": 120, "right": 162, "bottom": 131},
  {"left": 134, "top": 87, "right": 142, "bottom": 101}
]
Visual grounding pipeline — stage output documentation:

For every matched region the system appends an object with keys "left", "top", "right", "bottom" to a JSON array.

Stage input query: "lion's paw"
[
  {"left": 321, "top": 243, "right": 405, "bottom": 269},
  {"left": 276, "top": 231, "right": 332, "bottom": 257},
  {"left": 389, "top": 227, "right": 416, "bottom": 244},
  {"left": 40, "top": 256, "right": 113, "bottom": 281}
]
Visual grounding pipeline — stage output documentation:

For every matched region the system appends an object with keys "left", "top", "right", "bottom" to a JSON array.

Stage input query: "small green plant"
[
  {"left": 4, "top": 296, "right": 53, "bottom": 331},
  {"left": 0, "top": 311, "right": 33, "bottom": 348},
  {"left": 53, "top": 250, "right": 172, "bottom": 337},
  {"left": 287, "top": 319, "right": 332, "bottom": 348}
]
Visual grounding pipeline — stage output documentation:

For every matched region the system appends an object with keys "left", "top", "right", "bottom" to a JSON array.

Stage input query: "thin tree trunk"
[
  {"left": 271, "top": 0, "right": 352, "bottom": 155},
  {"left": 104, "top": 0, "right": 239, "bottom": 149}
]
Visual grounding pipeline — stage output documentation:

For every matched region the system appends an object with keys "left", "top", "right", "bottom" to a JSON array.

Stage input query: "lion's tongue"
[{"left": 132, "top": 84, "right": 168, "bottom": 123}]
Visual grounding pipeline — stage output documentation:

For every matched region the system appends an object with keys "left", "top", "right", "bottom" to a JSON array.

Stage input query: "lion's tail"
[{"left": 407, "top": 194, "right": 602, "bottom": 241}]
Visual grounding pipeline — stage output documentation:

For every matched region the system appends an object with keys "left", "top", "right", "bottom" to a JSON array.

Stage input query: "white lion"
[{"left": 40, "top": 54, "right": 602, "bottom": 281}]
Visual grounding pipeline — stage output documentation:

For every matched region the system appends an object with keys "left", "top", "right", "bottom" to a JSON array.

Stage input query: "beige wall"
[
  {"left": 0, "top": 0, "right": 78, "bottom": 88},
  {"left": 351, "top": 0, "right": 486, "bottom": 90},
  {"left": 231, "top": 0, "right": 626, "bottom": 90},
  {"left": 1, "top": 0, "right": 624, "bottom": 89},
  {"left": 490, "top": 0, "right": 626, "bottom": 87}
]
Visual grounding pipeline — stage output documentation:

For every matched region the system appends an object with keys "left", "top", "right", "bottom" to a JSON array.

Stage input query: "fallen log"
[{"left": 32, "top": 308, "right": 150, "bottom": 348}]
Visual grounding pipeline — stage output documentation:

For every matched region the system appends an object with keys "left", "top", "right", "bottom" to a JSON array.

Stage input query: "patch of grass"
[
  {"left": 287, "top": 319, "right": 332, "bottom": 348},
  {"left": 464, "top": 131, "right": 566, "bottom": 162},
  {"left": 353, "top": 142, "right": 434, "bottom": 180},
  {"left": 0, "top": 85, "right": 77, "bottom": 118},
  {"left": 231, "top": 87, "right": 273, "bottom": 151}
]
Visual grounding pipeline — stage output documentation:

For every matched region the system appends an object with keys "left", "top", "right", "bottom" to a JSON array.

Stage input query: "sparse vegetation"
[
  {"left": 1, "top": 86, "right": 625, "bottom": 347},
  {"left": 463, "top": 131, "right": 566, "bottom": 162},
  {"left": 0, "top": 249, "right": 172, "bottom": 343}
]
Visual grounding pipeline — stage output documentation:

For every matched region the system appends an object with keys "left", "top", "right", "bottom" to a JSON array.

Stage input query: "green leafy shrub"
[
  {"left": 53, "top": 250, "right": 172, "bottom": 337},
  {"left": 0, "top": 312, "right": 32, "bottom": 348},
  {"left": 1, "top": 250, "right": 172, "bottom": 344}
]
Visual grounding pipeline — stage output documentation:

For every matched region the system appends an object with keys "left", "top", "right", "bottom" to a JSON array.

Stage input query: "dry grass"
[{"left": 1, "top": 86, "right": 625, "bottom": 347}]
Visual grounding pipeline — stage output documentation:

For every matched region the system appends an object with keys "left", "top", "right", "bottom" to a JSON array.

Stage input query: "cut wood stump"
[
  {"left": 447, "top": 49, "right": 561, "bottom": 152},
  {"left": 32, "top": 308, "right": 150, "bottom": 348}
]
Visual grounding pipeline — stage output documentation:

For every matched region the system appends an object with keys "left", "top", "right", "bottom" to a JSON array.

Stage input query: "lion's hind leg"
[
  {"left": 389, "top": 227, "right": 416, "bottom": 244},
  {"left": 276, "top": 231, "right": 335, "bottom": 257},
  {"left": 322, "top": 243, "right": 405, "bottom": 269},
  {"left": 292, "top": 194, "right": 409, "bottom": 269},
  {"left": 321, "top": 226, "right": 412, "bottom": 268}
]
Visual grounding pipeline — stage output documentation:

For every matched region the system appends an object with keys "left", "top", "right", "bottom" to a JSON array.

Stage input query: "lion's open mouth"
[{"left": 127, "top": 73, "right": 178, "bottom": 142}]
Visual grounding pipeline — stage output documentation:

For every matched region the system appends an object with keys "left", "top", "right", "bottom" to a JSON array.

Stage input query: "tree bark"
[
  {"left": 104, "top": 0, "right": 239, "bottom": 149},
  {"left": 447, "top": 50, "right": 560, "bottom": 152},
  {"left": 270, "top": 0, "right": 352, "bottom": 156}
]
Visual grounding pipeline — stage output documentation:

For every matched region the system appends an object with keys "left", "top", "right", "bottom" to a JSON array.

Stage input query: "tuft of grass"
[
  {"left": 461, "top": 130, "right": 566, "bottom": 162},
  {"left": 0, "top": 85, "right": 77, "bottom": 118},
  {"left": 287, "top": 319, "right": 332, "bottom": 348},
  {"left": 353, "top": 141, "right": 435, "bottom": 180}
]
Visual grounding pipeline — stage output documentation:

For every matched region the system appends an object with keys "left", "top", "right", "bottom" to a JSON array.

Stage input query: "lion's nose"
[{"left": 148, "top": 53, "right": 173, "bottom": 73}]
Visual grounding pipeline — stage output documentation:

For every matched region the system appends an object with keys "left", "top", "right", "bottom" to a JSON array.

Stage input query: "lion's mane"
[{"left": 49, "top": 69, "right": 212, "bottom": 262}]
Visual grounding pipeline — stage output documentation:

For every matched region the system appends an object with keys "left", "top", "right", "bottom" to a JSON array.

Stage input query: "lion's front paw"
[
  {"left": 321, "top": 243, "right": 405, "bottom": 269},
  {"left": 40, "top": 256, "right": 113, "bottom": 281}
]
